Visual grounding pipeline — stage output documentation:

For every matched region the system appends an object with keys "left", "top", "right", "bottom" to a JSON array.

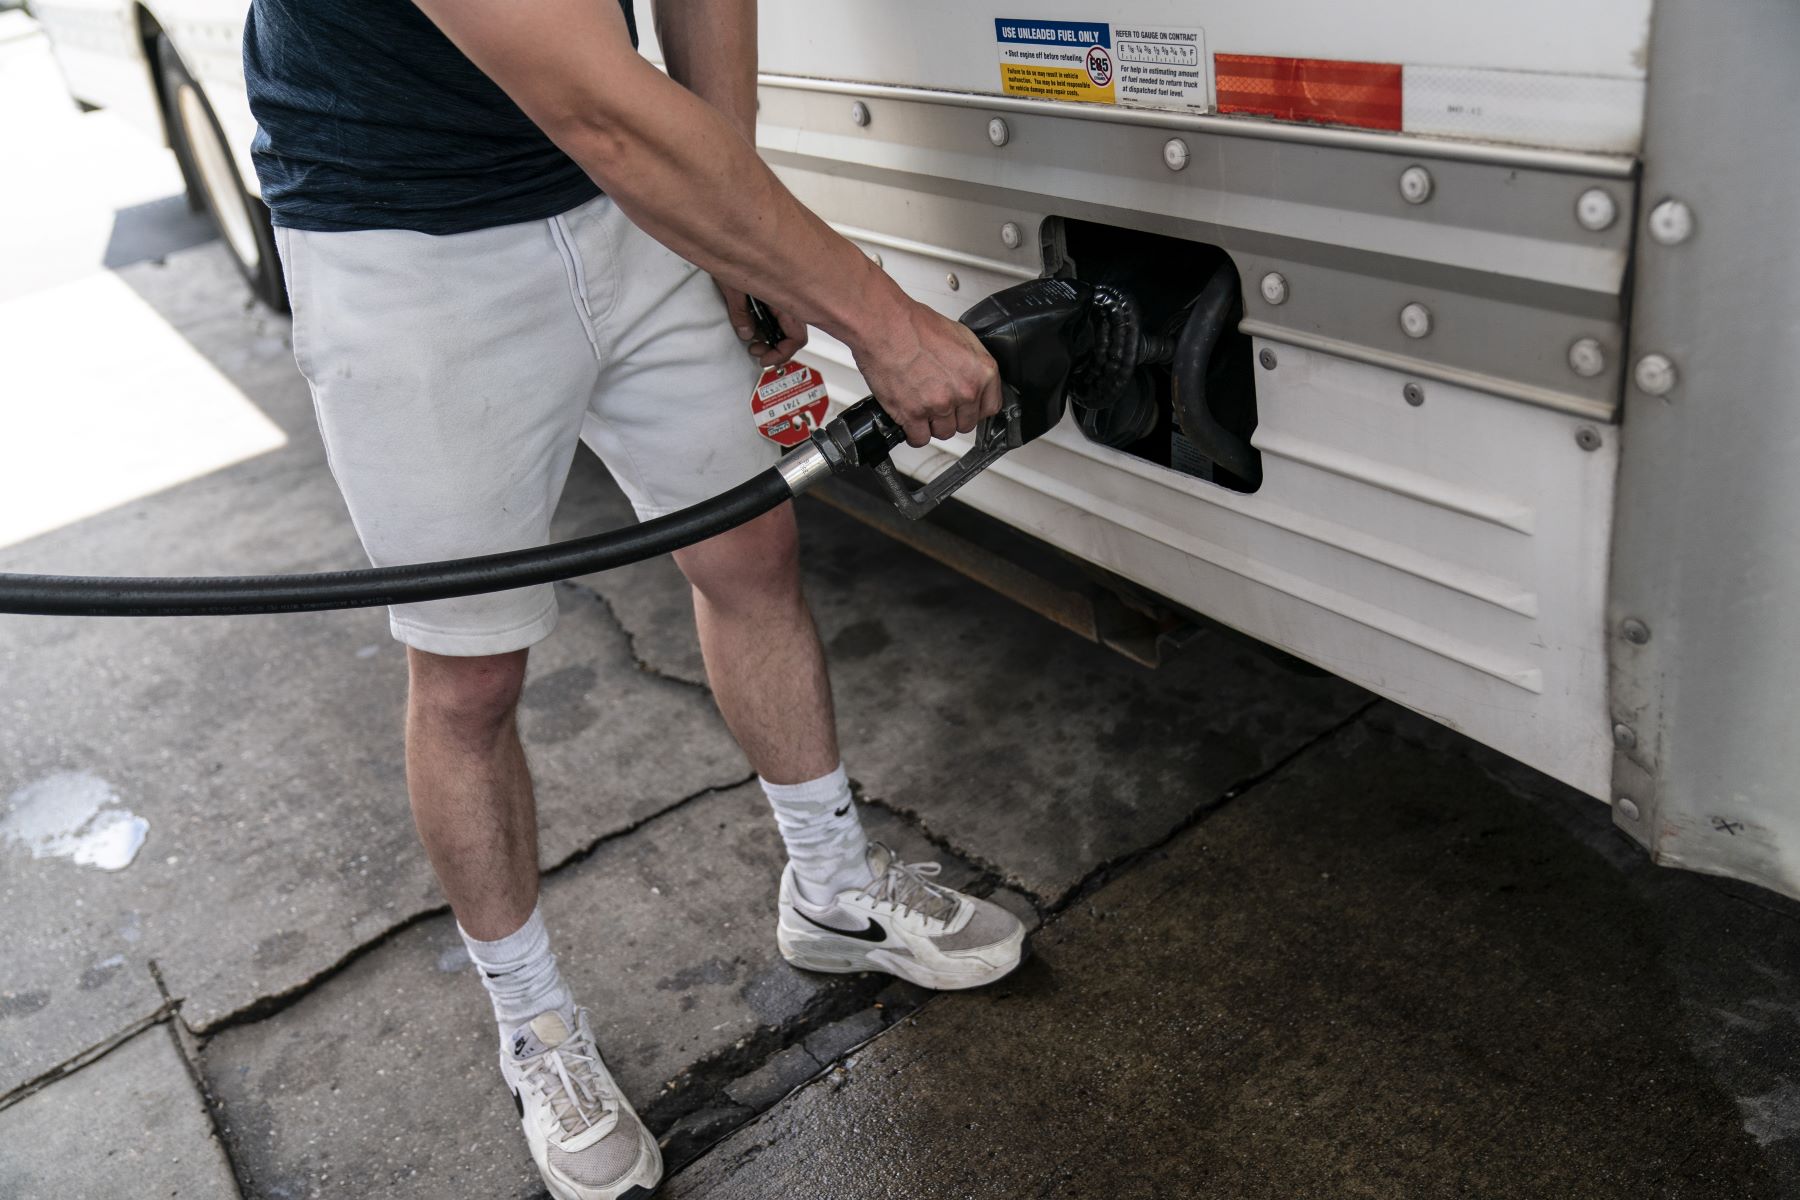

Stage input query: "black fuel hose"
[
  {"left": 0, "top": 468, "right": 795, "bottom": 618},
  {"left": 0, "top": 395, "right": 909, "bottom": 619},
  {"left": 0, "top": 280, "right": 1116, "bottom": 620}
]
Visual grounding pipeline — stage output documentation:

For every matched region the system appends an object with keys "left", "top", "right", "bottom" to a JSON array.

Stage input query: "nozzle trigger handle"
[
  {"left": 808, "top": 393, "right": 1021, "bottom": 520},
  {"left": 870, "top": 387, "right": 1025, "bottom": 520}
]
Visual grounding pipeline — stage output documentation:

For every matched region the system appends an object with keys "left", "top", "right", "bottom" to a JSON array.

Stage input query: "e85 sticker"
[{"left": 752, "top": 363, "right": 830, "bottom": 448}]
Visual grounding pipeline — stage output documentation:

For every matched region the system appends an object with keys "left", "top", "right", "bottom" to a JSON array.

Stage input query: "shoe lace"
[
  {"left": 861, "top": 850, "right": 962, "bottom": 925},
  {"left": 521, "top": 1034, "right": 617, "bottom": 1137}
]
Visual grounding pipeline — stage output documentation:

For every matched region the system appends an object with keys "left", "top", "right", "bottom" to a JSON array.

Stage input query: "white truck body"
[{"left": 32, "top": 0, "right": 1800, "bottom": 898}]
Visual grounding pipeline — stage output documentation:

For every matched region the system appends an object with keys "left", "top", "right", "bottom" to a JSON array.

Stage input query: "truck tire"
[{"left": 155, "top": 34, "right": 287, "bottom": 313}]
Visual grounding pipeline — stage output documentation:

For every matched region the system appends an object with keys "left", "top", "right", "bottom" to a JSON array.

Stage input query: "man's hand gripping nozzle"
[{"left": 788, "top": 277, "right": 1110, "bottom": 518}]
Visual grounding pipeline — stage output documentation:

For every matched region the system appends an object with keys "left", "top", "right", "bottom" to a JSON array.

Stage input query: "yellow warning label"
[
  {"left": 996, "top": 18, "right": 1117, "bottom": 104},
  {"left": 1000, "top": 62, "right": 1115, "bottom": 104}
]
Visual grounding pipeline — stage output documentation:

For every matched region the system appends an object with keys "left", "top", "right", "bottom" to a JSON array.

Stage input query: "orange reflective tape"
[{"left": 1215, "top": 53, "right": 1402, "bottom": 132}]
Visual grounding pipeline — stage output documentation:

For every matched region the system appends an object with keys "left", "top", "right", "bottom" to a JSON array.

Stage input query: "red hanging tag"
[{"left": 751, "top": 362, "right": 831, "bottom": 448}]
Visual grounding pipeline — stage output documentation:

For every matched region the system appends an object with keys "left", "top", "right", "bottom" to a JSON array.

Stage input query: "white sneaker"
[
  {"left": 500, "top": 1009, "right": 663, "bottom": 1200},
  {"left": 777, "top": 842, "right": 1026, "bottom": 990}
]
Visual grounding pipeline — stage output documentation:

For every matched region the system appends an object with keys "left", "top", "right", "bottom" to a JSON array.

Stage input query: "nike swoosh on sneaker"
[
  {"left": 795, "top": 907, "right": 887, "bottom": 942},
  {"left": 833, "top": 803, "right": 851, "bottom": 817}
]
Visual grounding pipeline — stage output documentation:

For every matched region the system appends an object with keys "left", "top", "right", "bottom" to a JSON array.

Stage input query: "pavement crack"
[
  {"left": 185, "top": 906, "right": 450, "bottom": 1038},
  {"left": 848, "top": 701, "right": 1378, "bottom": 916},
  {"left": 556, "top": 579, "right": 710, "bottom": 693},
  {"left": 147, "top": 956, "right": 174, "bottom": 1004},
  {"left": 643, "top": 985, "right": 876, "bottom": 1129},
  {"left": 539, "top": 771, "right": 756, "bottom": 878},
  {"left": 647, "top": 980, "right": 930, "bottom": 1175},
  {"left": 1044, "top": 696, "right": 1381, "bottom": 917},
  {"left": 662, "top": 988, "right": 955, "bottom": 1187},
  {"left": 851, "top": 780, "right": 1022, "bottom": 904},
  {"left": 191, "top": 771, "right": 754, "bottom": 1038},
  {"left": 0, "top": 1001, "right": 174, "bottom": 1114},
  {"left": 155, "top": 1005, "right": 252, "bottom": 1200}
]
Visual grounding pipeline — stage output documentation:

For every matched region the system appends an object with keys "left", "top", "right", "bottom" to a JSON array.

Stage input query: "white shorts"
[{"left": 276, "top": 195, "right": 775, "bottom": 656}]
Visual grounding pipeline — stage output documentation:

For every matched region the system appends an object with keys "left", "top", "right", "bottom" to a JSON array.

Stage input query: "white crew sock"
[
  {"left": 458, "top": 906, "right": 574, "bottom": 1035},
  {"left": 761, "top": 763, "right": 874, "bottom": 907}
]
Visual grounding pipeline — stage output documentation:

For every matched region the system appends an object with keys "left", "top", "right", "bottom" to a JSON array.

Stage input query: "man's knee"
[
  {"left": 407, "top": 647, "right": 528, "bottom": 733},
  {"left": 674, "top": 503, "right": 802, "bottom": 614}
]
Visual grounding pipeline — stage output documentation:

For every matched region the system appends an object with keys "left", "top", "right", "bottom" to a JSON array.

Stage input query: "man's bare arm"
[
  {"left": 653, "top": 0, "right": 804, "bottom": 366},
  {"left": 654, "top": 0, "right": 755, "bottom": 137},
  {"left": 412, "top": 0, "right": 998, "bottom": 443}
]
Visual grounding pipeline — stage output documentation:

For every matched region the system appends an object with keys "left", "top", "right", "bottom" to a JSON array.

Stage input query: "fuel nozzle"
[
  {"left": 960, "top": 277, "right": 1102, "bottom": 444},
  {"left": 805, "top": 278, "right": 1110, "bottom": 519}
]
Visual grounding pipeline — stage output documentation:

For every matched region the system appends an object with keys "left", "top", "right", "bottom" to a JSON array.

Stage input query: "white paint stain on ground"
[{"left": 0, "top": 772, "right": 148, "bottom": 871}]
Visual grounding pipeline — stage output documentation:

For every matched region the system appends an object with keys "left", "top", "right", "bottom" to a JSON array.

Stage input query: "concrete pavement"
[
  {"left": 3, "top": 18, "right": 1798, "bottom": 1199},
  {"left": 0, "top": 1024, "right": 239, "bottom": 1200},
  {"left": 669, "top": 708, "right": 1798, "bottom": 1199}
]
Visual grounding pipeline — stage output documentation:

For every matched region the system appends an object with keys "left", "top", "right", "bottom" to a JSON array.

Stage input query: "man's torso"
[{"left": 243, "top": 0, "right": 638, "bottom": 235}]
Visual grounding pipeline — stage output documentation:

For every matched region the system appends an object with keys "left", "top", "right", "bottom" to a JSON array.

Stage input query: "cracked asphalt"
[{"left": 4, "top": 19, "right": 1800, "bottom": 1199}]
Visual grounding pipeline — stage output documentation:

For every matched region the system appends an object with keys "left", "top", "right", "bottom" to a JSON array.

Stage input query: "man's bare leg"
[
  {"left": 407, "top": 646, "right": 579, "bottom": 1039},
  {"left": 404, "top": 648, "right": 539, "bottom": 940},
  {"left": 673, "top": 503, "right": 877, "bottom": 909},
  {"left": 407, "top": 645, "right": 657, "bottom": 1194},
  {"left": 677, "top": 503, "right": 1027, "bottom": 991},
  {"left": 674, "top": 503, "right": 839, "bottom": 786}
]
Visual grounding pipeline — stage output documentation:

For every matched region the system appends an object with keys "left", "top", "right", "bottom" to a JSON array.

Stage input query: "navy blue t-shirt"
[{"left": 243, "top": 0, "right": 637, "bottom": 234}]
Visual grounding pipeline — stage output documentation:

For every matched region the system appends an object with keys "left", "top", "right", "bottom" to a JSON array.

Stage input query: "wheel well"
[
  {"left": 134, "top": 6, "right": 172, "bottom": 146},
  {"left": 134, "top": 6, "right": 165, "bottom": 61},
  {"left": 135, "top": 6, "right": 204, "bottom": 203}
]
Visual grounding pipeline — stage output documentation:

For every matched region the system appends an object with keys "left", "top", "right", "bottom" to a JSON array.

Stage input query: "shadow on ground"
[{"left": 102, "top": 192, "right": 216, "bottom": 271}]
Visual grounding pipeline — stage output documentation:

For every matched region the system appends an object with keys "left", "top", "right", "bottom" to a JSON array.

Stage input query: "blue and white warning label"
[{"left": 995, "top": 17, "right": 1207, "bottom": 111}]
